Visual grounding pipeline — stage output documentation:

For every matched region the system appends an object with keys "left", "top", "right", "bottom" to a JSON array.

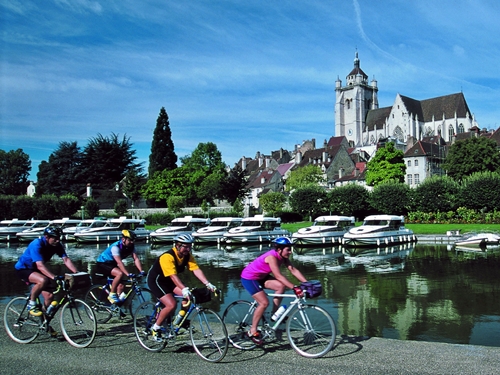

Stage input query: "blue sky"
[{"left": 2, "top": 0, "right": 500, "bottom": 181}]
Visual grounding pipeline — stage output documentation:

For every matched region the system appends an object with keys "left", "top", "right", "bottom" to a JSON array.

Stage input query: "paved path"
[{"left": 1, "top": 304, "right": 499, "bottom": 375}]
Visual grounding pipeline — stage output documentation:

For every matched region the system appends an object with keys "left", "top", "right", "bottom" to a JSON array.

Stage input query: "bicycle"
[
  {"left": 4, "top": 274, "right": 97, "bottom": 348},
  {"left": 84, "top": 273, "right": 154, "bottom": 323},
  {"left": 222, "top": 290, "right": 336, "bottom": 358},
  {"left": 133, "top": 288, "right": 229, "bottom": 363}
]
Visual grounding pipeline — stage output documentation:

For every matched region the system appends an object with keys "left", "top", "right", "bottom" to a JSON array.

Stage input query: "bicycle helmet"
[
  {"left": 174, "top": 233, "right": 194, "bottom": 244},
  {"left": 272, "top": 237, "right": 292, "bottom": 247},
  {"left": 122, "top": 229, "right": 137, "bottom": 240},
  {"left": 44, "top": 226, "right": 62, "bottom": 239}
]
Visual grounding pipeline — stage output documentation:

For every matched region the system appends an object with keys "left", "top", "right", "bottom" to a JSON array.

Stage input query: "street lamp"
[
  {"left": 81, "top": 206, "right": 85, "bottom": 220},
  {"left": 207, "top": 203, "right": 211, "bottom": 219}
]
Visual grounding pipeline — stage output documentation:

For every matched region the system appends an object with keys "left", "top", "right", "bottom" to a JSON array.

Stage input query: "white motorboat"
[
  {"left": 74, "top": 217, "right": 150, "bottom": 243},
  {"left": 292, "top": 215, "right": 355, "bottom": 245},
  {"left": 16, "top": 220, "right": 51, "bottom": 242},
  {"left": 222, "top": 215, "right": 291, "bottom": 244},
  {"left": 62, "top": 217, "right": 107, "bottom": 241},
  {"left": 150, "top": 216, "right": 209, "bottom": 243},
  {"left": 342, "top": 214, "right": 417, "bottom": 248},
  {"left": 0, "top": 219, "right": 29, "bottom": 241},
  {"left": 454, "top": 232, "right": 500, "bottom": 248},
  {"left": 192, "top": 217, "right": 243, "bottom": 243}
]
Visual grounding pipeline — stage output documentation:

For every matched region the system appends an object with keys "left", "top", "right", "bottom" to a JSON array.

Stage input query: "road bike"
[
  {"left": 222, "top": 291, "right": 336, "bottom": 358},
  {"left": 84, "top": 273, "right": 153, "bottom": 323},
  {"left": 4, "top": 274, "right": 97, "bottom": 348},
  {"left": 133, "top": 288, "right": 228, "bottom": 363}
]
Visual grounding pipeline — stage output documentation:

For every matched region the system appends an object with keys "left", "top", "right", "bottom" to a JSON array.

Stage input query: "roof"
[{"left": 404, "top": 141, "right": 443, "bottom": 158}]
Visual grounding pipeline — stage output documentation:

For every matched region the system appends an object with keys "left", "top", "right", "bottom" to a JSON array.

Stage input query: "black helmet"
[
  {"left": 44, "top": 226, "right": 62, "bottom": 239},
  {"left": 122, "top": 229, "right": 137, "bottom": 240}
]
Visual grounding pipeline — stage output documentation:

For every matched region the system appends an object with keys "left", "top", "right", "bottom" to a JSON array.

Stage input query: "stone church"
[{"left": 334, "top": 52, "right": 479, "bottom": 155}]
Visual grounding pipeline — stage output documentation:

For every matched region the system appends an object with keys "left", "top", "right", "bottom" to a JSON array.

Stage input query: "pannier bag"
[
  {"left": 191, "top": 287, "right": 212, "bottom": 303},
  {"left": 65, "top": 272, "right": 93, "bottom": 291},
  {"left": 300, "top": 280, "right": 322, "bottom": 298}
]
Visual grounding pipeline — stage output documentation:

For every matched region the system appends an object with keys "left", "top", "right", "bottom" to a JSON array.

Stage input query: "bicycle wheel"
[
  {"left": 59, "top": 299, "right": 97, "bottom": 348},
  {"left": 133, "top": 300, "right": 167, "bottom": 352},
  {"left": 4, "top": 297, "right": 41, "bottom": 344},
  {"left": 190, "top": 308, "right": 228, "bottom": 363},
  {"left": 84, "top": 285, "right": 113, "bottom": 324},
  {"left": 286, "top": 304, "right": 336, "bottom": 358},
  {"left": 222, "top": 300, "right": 256, "bottom": 350},
  {"left": 127, "top": 287, "right": 154, "bottom": 318}
]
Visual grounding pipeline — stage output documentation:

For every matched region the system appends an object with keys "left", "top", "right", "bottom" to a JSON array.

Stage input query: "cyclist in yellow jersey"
[{"left": 146, "top": 233, "right": 217, "bottom": 342}]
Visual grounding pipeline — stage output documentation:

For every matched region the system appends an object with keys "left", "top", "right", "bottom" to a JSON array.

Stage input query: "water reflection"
[{"left": 1, "top": 241, "right": 500, "bottom": 347}]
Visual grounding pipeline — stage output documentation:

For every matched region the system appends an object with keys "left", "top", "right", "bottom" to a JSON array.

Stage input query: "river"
[{"left": 1, "top": 240, "right": 499, "bottom": 347}]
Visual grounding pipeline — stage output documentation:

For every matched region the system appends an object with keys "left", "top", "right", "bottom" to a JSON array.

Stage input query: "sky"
[{"left": 1, "top": 0, "right": 500, "bottom": 182}]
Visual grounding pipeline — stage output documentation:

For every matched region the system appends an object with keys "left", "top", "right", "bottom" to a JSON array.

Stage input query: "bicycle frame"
[{"left": 247, "top": 292, "right": 304, "bottom": 329}]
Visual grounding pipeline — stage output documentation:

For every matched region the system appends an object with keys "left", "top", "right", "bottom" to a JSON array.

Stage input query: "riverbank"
[{"left": 1, "top": 309, "right": 499, "bottom": 375}]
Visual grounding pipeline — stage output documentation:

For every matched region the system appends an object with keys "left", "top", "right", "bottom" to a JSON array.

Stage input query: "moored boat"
[
  {"left": 292, "top": 215, "right": 355, "bottom": 245},
  {"left": 454, "top": 232, "right": 500, "bottom": 248},
  {"left": 62, "top": 217, "right": 107, "bottom": 241},
  {"left": 0, "top": 219, "right": 29, "bottom": 241},
  {"left": 192, "top": 217, "right": 243, "bottom": 243},
  {"left": 150, "top": 216, "right": 209, "bottom": 243},
  {"left": 16, "top": 220, "right": 51, "bottom": 242},
  {"left": 73, "top": 217, "right": 150, "bottom": 243},
  {"left": 222, "top": 215, "right": 290, "bottom": 244},
  {"left": 342, "top": 214, "right": 417, "bottom": 248}
]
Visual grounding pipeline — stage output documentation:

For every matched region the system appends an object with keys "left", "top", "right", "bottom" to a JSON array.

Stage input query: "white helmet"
[{"left": 174, "top": 233, "right": 194, "bottom": 244}]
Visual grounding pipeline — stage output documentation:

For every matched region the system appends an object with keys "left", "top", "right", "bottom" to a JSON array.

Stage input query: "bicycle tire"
[
  {"left": 133, "top": 300, "right": 167, "bottom": 352},
  {"left": 190, "top": 308, "right": 228, "bottom": 363},
  {"left": 127, "top": 287, "right": 154, "bottom": 319},
  {"left": 3, "top": 296, "right": 41, "bottom": 344},
  {"left": 286, "top": 304, "right": 336, "bottom": 358},
  {"left": 84, "top": 284, "right": 113, "bottom": 324},
  {"left": 222, "top": 300, "right": 256, "bottom": 350},
  {"left": 59, "top": 299, "right": 97, "bottom": 348}
]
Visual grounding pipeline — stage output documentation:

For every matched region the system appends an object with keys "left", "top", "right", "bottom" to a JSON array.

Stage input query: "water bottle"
[
  {"left": 46, "top": 300, "right": 58, "bottom": 317},
  {"left": 173, "top": 309, "right": 186, "bottom": 326},
  {"left": 271, "top": 305, "right": 287, "bottom": 321},
  {"left": 119, "top": 292, "right": 127, "bottom": 302}
]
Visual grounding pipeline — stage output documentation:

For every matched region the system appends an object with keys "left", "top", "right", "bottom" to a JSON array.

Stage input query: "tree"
[
  {"left": 458, "top": 171, "right": 500, "bottom": 212},
  {"left": 369, "top": 180, "right": 410, "bottom": 215},
  {"left": 443, "top": 137, "right": 500, "bottom": 180},
  {"left": 149, "top": 107, "right": 177, "bottom": 177},
  {"left": 0, "top": 149, "right": 31, "bottom": 195},
  {"left": 285, "top": 164, "right": 325, "bottom": 191},
  {"left": 142, "top": 167, "right": 188, "bottom": 207},
  {"left": 167, "top": 195, "right": 186, "bottom": 216},
  {"left": 411, "top": 175, "right": 459, "bottom": 213},
  {"left": 365, "top": 142, "right": 406, "bottom": 186},
  {"left": 289, "top": 185, "right": 327, "bottom": 220},
  {"left": 36, "top": 141, "right": 84, "bottom": 196},
  {"left": 259, "top": 192, "right": 287, "bottom": 217},
  {"left": 81, "top": 133, "right": 142, "bottom": 190},
  {"left": 180, "top": 142, "right": 227, "bottom": 205},
  {"left": 122, "top": 169, "right": 145, "bottom": 207},
  {"left": 327, "top": 184, "right": 370, "bottom": 219},
  {"left": 221, "top": 164, "right": 249, "bottom": 205}
]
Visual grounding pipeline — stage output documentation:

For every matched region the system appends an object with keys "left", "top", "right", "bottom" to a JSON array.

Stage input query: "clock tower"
[{"left": 335, "top": 52, "right": 378, "bottom": 146}]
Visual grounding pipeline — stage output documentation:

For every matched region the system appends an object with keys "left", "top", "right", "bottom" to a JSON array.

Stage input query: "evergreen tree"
[{"left": 149, "top": 107, "right": 177, "bottom": 177}]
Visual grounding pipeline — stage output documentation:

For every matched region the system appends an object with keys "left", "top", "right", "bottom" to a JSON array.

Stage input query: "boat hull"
[
  {"left": 343, "top": 231, "right": 417, "bottom": 248},
  {"left": 75, "top": 229, "right": 150, "bottom": 243},
  {"left": 223, "top": 230, "right": 291, "bottom": 244}
]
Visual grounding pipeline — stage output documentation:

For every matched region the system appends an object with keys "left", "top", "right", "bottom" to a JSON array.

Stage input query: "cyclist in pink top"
[{"left": 240, "top": 237, "right": 308, "bottom": 345}]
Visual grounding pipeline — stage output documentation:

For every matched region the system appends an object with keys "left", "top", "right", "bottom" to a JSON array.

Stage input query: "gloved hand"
[
  {"left": 205, "top": 282, "right": 217, "bottom": 293},
  {"left": 181, "top": 287, "right": 191, "bottom": 299},
  {"left": 293, "top": 286, "right": 304, "bottom": 298},
  {"left": 128, "top": 273, "right": 136, "bottom": 278},
  {"left": 139, "top": 271, "right": 146, "bottom": 277}
]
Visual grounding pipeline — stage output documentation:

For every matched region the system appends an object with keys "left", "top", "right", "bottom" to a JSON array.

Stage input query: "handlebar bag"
[
  {"left": 65, "top": 272, "right": 93, "bottom": 291},
  {"left": 300, "top": 280, "right": 322, "bottom": 298},
  {"left": 192, "top": 287, "right": 211, "bottom": 303}
]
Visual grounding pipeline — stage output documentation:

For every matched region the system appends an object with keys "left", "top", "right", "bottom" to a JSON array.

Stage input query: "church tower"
[{"left": 335, "top": 52, "right": 378, "bottom": 146}]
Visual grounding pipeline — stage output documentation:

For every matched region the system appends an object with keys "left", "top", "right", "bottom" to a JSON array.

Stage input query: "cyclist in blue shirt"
[
  {"left": 15, "top": 226, "right": 79, "bottom": 317},
  {"left": 95, "top": 229, "right": 145, "bottom": 303}
]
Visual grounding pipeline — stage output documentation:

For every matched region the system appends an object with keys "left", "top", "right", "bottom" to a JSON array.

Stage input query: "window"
[
  {"left": 448, "top": 124, "right": 454, "bottom": 140},
  {"left": 414, "top": 174, "right": 420, "bottom": 185},
  {"left": 458, "top": 124, "right": 465, "bottom": 133},
  {"left": 407, "top": 160, "right": 411, "bottom": 167},
  {"left": 407, "top": 174, "right": 412, "bottom": 185},
  {"left": 414, "top": 159, "right": 418, "bottom": 167}
]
